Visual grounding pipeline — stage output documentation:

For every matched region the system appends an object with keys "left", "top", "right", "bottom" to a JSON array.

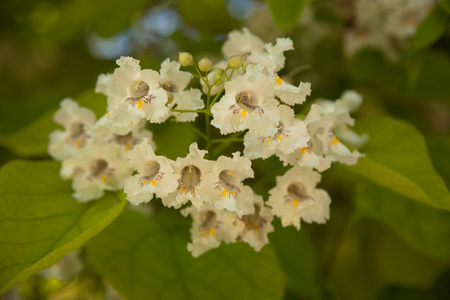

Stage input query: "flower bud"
[
  {"left": 198, "top": 57, "right": 213, "bottom": 72},
  {"left": 179, "top": 52, "right": 193, "bottom": 66},
  {"left": 228, "top": 55, "right": 242, "bottom": 69}
]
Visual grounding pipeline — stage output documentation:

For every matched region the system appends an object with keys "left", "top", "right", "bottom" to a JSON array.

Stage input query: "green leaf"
[
  {"left": 355, "top": 182, "right": 450, "bottom": 262},
  {"left": 86, "top": 209, "right": 285, "bottom": 300},
  {"left": 409, "top": 7, "right": 448, "bottom": 54},
  {"left": 0, "top": 90, "right": 106, "bottom": 157},
  {"left": 0, "top": 160, "right": 126, "bottom": 294},
  {"left": 270, "top": 220, "right": 320, "bottom": 299},
  {"left": 345, "top": 116, "right": 450, "bottom": 211},
  {"left": 440, "top": 0, "right": 450, "bottom": 15},
  {"left": 330, "top": 219, "right": 447, "bottom": 300},
  {"left": 266, "top": 0, "right": 309, "bottom": 30}
]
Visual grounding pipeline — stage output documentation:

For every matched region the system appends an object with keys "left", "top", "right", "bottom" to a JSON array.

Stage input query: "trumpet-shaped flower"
[
  {"left": 267, "top": 166, "right": 331, "bottom": 229},
  {"left": 244, "top": 105, "right": 309, "bottom": 160},
  {"left": 60, "top": 144, "right": 131, "bottom": 202},
  {"left": 222, "top": 27, "right": 265, "bottom": 58},
  {"left": 98, "top": 56, "right": 170, "bottom": 134},
  {"left": 164, "top": 143, "right": 214, "bottom": 209},
  {"left": 197, "top": 152, "right": 255, "bottom": 217},
  {"left": 124, "top": 138, "right": 179, "bottom": 206},
  {"left": 183, "top": 204, "right": 243, "bottom": 257},
  {"left": 87, "top": 114, "right": 155, "bottom": 153},
  {"left": 211, "top": 64, "right": 280, "bottom": 135},
  {"left": 238, "top": 195, "right": 274, "bottom": 251},
  {"left": 48, "top": 98, "right": 97, "bottom": 161}
]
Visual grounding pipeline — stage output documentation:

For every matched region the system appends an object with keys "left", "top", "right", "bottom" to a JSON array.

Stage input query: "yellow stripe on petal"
[
  {"left": 278, "top": 136, "right": 283, "bottom": 143},
  {"left": 101, "top": 175, "right": 107, "bottom": 183},
  {"left": 241, "top": 110, "right": 247, "bottom": 118},
  {"left": 137, "top": 100, "right": 144, "bottom": 109},
  {"left": 293, "top": 199, "right": 298, "bottom": 207},
  {"left": 276, "top": 76, "right": 283, "bottom": 85},
  {"left": 333, "top": 137, "right": 339, "bottom": 145},
  {"left": 151, "top": 179, "right": 156, "bottom": 186},
  {"left": 209, "top": 228, "right": 215, "bottom": 237},
  {"left": 222, "top": 189, "right": 228, "bottom": 197}
]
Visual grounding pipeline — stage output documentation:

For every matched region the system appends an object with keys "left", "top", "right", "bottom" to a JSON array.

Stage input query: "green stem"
[
  {"left": 209, "top": 87, "right": 225, "bottom": 108},
  {"left": 182, "top": 122, "right": 208, "bottom": 142},
  {"left": 212, "top": 132, "right": 244, "bottom": 157},
  {"left": 170, "top": 108, "right": 212, "bottom": 116},
  {"left": 194, "top": 64, "right": 208, "bottom": 87},
  {"left": 205, "top": 85, "right": 212, "bottom": 151}
]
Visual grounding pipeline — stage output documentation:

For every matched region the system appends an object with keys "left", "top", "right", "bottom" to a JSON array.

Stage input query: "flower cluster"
[
  {"left": 344, "top": 0, "right": 435, "bottom": 60},
  {"left": 49, "top": 28, "right": 365, "bottom": 257}
]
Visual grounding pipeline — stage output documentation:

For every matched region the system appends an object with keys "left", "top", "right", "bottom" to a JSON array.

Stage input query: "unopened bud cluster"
[{"left": 49, "top": 28, "right": 366, "bottom": 257}]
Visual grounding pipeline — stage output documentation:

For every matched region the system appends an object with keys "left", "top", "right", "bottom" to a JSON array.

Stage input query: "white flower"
[
  {"left": 306, "top": 99, "right": 364, "bottom": 166},
  {"left": 343, "top": 0, "right": 434, "bottom": 60},
  {"left": 88, "top": 114, "right": 156, "bottom": 152},
  {"left": 102, "top": 56, "right": 170, "bottom": 134},
  {"left": 238, "top": 195, "right": 274, "bottom": 251},
  {"left": 164, "top": 143, "right": 214, "bottom": 209},
  {"left": 244, "top": 105, "right": 309, "bottom": 160},
  {"left": 48, "top": 98, "right": 97, "bottom": 161},
  {"left": 341, "top": 90, "right": 363, "bottom": 113},
  {"left": 60, "top": 144, "right": 131, "bottom": 202},
  {"left": 124, "top": 138, "right": 179, "bottom": 206},
  {"left": 334, "top": 124, "right": 369, "bottom": 149},
  {"left": 95, "top": 73, "right": 112, "bottom": 96},
  {"left": 222, "top": 27, "right": 265, "bottom": 58},
  {"left": 248, "top": 37, "right": 294, "bottom": 72},
  {"left": 159, "top": 58, "right": 192, "bottom": 93},
  {"left": 277, "top": 145, "right": 335, "bottom": 172},
  {"left": 267, "top": 166, "right": 331, "bottom": 229},
  {"left": 158, "top": 59, "right": 203, "bottom": 122},
  {"left": 273, "top": 75, "right": 311, "bottom": 106},
  {"left": 182, "top": 204, "right": 243, "bottom": 257},
  {"left": 197, "top": 152, "right": 255, "bottom": 217},
  {"left": 211, "top": 64, "right": 280, "bottom": 135},
  {"left": 170, "top": 88, "right": 205, "bottom": 122}
]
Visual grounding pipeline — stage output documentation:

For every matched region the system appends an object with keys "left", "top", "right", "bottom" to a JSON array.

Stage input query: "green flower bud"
[
  {"left": 228, "top": 55, "right": 242, "bottom": 69},
  {"left": 198, "top": 57, "right": 213, "bottom": 72},
  {"left": 179, "top": 52, "right": 193, "bottom": 66}
]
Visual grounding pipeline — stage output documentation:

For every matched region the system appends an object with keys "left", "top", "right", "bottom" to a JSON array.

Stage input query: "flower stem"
[
  {"left": 170, "top": 108, "right": 212, "bottom": 116},
  {"left": 183, "top": 122, "right": 208, "bottom": 142}
]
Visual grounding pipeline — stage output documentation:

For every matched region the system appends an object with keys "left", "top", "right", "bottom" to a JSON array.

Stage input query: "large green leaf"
[
  {"left": 330, "top": 219, "right": 447, "bottom": 300},
  {"left": 409, "top": 6, "right": 448, "bottom": 54},
  {"left": 345, "top": 116, "right": 450, "bottom": 211},
  {"left": 355, "top": 182, "right": 450, "bottom": 262},
  {"left": 269, "top": 221, "right": 320, "bottom": 299},
  {"left": 86, "top": 209, "right": 284, "bottom": 300},
  {"left": 266, "top": 0, "right": 309, "bottom": 30},
  {"left": 0, "top": 90, "right": 106, "bottom": 157},
  {"left": 0, "top": 160, "right": 127, "bottom": 294}
]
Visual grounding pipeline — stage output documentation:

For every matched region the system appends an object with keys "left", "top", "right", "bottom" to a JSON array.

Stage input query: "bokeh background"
[{"left": 1, "top": 0, "right": 450, "bottom": 299}]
